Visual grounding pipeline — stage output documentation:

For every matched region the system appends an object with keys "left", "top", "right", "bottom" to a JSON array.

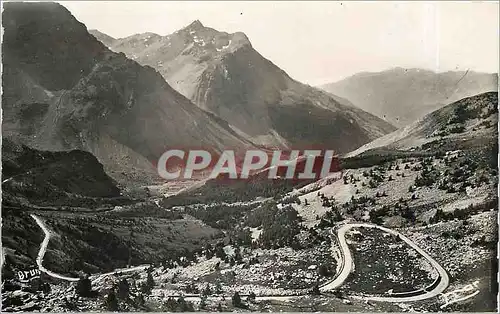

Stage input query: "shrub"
[
  {"left": 232, "top": 292, "right": 243, "bottom": 308},
  {"left": 105, "top": 290, "right": 119, "bottom": 311},
  {"left": 76, "top": 278, "right": 95, "bottom": 298}
]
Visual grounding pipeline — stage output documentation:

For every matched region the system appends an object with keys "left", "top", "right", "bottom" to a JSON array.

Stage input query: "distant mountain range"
[
  {"left": 346, "top": 92, "right": 498, "bottom": 157},
  {"left": 89, "top": 24, "right": 395, "bottom": 152},
  {"left": 320, "top": 68, "right": 498, "bottom": 127}
]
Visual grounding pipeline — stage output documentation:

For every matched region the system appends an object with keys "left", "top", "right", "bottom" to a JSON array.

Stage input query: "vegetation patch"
[{"left": 343, "top": 227, "right": 437, "bottom": 295}]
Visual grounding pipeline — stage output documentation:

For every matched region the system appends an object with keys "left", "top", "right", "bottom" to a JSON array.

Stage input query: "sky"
[{"left": 61, "top": 1, "right": 499, "bottom": 85}]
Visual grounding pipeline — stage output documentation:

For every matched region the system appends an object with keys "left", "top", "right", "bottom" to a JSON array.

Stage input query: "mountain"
[
  {"left": 94, "top": 22, "right": 396, "bottom": 152},
  {"left": 2, "top": 137, "right": 127, "bottom": 209},
  {"left": 320, "top": 68, "right": 498, "bottom": 127},
  {"left": 88, "top": 29, "right": 116, "bottom": 47},
  {"left": 1, "top": 137, "right": 218, "bottom": 281},
  {"left": 2, "top": 3, "right": 254, "bottom": 185},
  {"left": 346, "top": 92, "right": 498, "bottom": 157}
]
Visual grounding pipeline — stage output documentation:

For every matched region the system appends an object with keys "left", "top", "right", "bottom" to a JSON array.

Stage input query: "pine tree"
[
  {"left": 176, "top": 296, "right": 194, "bottom": 312},
  {"left": 215, "top": 282, "right": 223, "bottom": 294},
  {"left": 203, "top": 283, "right": 212, "bottom": 296},
  {"left": 163, "top": 297, "right": 177, "bottom": 312},
  {"left": 215, "top": 246, "right": 226, "bottom": 259},
  {"left": 118, "top": 279, "right": 130, "bottom": 300},
  {"left": 105, "top": 290, "right": 119, "bottom": 311},
  {"left": 234, "top": 247, "right": 242, "bottom": 262},
  {"left": 318, "top": 264, "right": 332, "bottom": 277},
  {"left": 146, "top": 271, "right": 155, "bottom": 291},
  {"left": 76, "top": 278, "right": 93, "bottom": 297},
  {"left": 247, "top": 292, "right": 256, "bottom": 303},
  {"left": 200, "top": 295, "right": 207, "bottom": 309},
  {"left": 232, "top": 291, "right": 243, "bottom": 308}
]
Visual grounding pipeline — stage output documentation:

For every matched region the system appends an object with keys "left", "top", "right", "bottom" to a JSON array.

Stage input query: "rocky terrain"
[
  {"left": 3, "top": 91, "right": 498, "bottom": 312},
  {"left": 2, "top": 138, "right": 220, "bottom": 292},
  {"left": 90, "top": 24, "right": 395, "bottom": 151},
  {"left": 320, "top": 68, "right": 498, "bottom": 127},
  {"left": 4, "top": 125, "right": 497, "bottom": 311},
  {"left": 347, "top": 92, "right": 498, "bottom": 157},
  {"left": 1, "top": 2, "right": 498, "bottom": 313},
  {"left": 2, "top": 138, "right": 124, "bottom": 209},
  {"left": 2, "top": 2, "right": 254, "bottom": 186}
]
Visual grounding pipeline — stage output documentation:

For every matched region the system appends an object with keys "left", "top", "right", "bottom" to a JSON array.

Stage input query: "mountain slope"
[
  {"left": 346, "top": 92, "right": 498, "bottom": 157},
  {"left": 88, "top": 29, "right": 116, "bottom": 47},
  {"left": 97, "top": 22, "right": 396, "bottom": 152},
  {"left": 1, "top": 137, "right": 219, "bottom": 281},
  {"left": 2, "top": 137, "right": 126, "bottom": 209},
  {"left": 2, "top": 3, "right": 253, "bottom": 185},
  {"left": 320, "top": 68, "right": 498, "bottom": 127}
]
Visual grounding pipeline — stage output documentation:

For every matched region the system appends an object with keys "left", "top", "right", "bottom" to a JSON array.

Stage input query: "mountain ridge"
[
  {"left": 346, "top": 91, "right": 498, "bottom": 157},
  {"left": 92, "top": 23, "right": 396, "bottom": 152},
  {"left": 320, "top": 68, "right": 498, "bottom": 127},
  {"left": 2, "top": 2, "right": 254, "bottom": 185}
]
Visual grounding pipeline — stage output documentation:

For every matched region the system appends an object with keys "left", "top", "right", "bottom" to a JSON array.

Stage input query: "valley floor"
[{"left": 2, "top": 149, "right": 498, "bottom": 312}]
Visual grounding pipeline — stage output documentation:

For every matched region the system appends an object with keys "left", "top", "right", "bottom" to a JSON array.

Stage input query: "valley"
[
  {"left": 1, "top": 2, "right": 498, "bottom": 313},
  {"left": 3, "top": 130, "right": 497, "bottom": 311}
]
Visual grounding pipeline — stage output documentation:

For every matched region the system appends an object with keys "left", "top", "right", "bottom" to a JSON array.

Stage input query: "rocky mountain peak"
[
  {"left": 88, "top": 21, "right": 394, "bottom": 152},
  {"left": 174, "top": 20, "right": 252, "bottom": 52},
  {"left": 186, "top": 19, "right": 204, "bottom": 30},
  {"left": 2, "top": 1, "right": 254, "bottom": 185}
]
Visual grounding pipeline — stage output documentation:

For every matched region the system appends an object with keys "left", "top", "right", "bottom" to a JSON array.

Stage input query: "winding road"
[
  {"left": 30, "top": 214, "right": 80, "bottom": 282},
  {"left": 320, "top": 223, "right": 449, "bottom": 302},
  {"left": 30, "top": 214, "right": 148, "bottom": 283},
  {"left": 30, "top": 215, "right": 448, "bottom": 303}
]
